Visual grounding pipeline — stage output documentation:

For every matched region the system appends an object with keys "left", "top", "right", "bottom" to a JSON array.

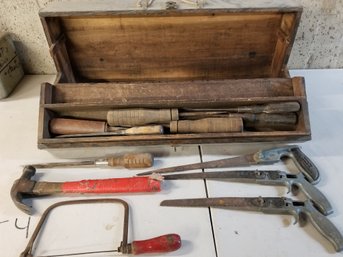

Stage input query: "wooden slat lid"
[{"left": 40, "top": 0, "right": 302, "bottom": 82}]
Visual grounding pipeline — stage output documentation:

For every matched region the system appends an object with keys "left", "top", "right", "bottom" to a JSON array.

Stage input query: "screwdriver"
[{"left": 30, "top": 153, "right": 154, "bottom": 169}]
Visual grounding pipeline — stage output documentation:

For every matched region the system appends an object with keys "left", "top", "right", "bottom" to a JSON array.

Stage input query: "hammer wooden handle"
[
  {"left": 62, "top": 177, "right": 160, "bottom": 193},
  {"left": 107, "top": 108, "right": 179, "bottom": 126},
  {"left": 170, "top": 117, "right": 243, "bottom": 133},
  {"left": 127, "top": 234, "right": 181, "bottom": 254},
  {"left": 33, "top": 177, "right": 161, "bottom": 195},
  {"left": 107, "top": 153, "right": 153, "bottom": 169}
]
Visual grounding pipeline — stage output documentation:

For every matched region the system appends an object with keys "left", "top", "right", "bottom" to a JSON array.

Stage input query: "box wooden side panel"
[
  {"left": 38, "top": 132, "right": 311, "bottom": 149},
  {"left": 270, "top": 11, "right": 302, "bottom": 76},
  {"left": 40, "top": 17, "right": 75, "bottom": 83},
  {"left": 51, "top": 79, "right": 295, "bottom": 106}
]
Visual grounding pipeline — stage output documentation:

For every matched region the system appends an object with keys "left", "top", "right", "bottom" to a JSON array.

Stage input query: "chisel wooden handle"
[
  {"left": 126, "top": 234, "right": 181, "bottom": 255},
  {"left": 50, "top": 118, "right": 107, "bottom": 135},
  {"left": 50, "top": 118, "right": 163, "bottom": 136},
  {"left": 240, "top": 113, "right": 297, "bottom": 131},
  {"left": 107, "top": 153, "right": 154, "bottom": 169},
  {"left": 107, "top": 108, "right": 179, "bottom": 126},
  {"left": 170, "top": 117, "right": 243, "bottom": 133}
]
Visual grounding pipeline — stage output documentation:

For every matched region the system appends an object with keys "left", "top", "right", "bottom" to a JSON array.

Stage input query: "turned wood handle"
[
  {"left": 50, "top": 118, "right": 107, "bottom": 135},
  {"left": 61, "top": 177, "right": 161, "bottom": 193},
  {"left": 129, "top": 234, "right": 181, "bottom": 255},
  {"left": 241, "top": 113, "right": 297, "bottom": 131},
  {"left": 107, "top": 108, "right": 178, "bottom": 126},
  {"left": 170, "top": 117, "right": 243, "bottom": 133},
  {"left": 107, "top": 153, "right": 154, "bottom": 168}
]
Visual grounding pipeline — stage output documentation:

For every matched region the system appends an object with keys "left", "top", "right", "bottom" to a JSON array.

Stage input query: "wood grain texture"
[
  {"left": 39, "top": 0, "right": 301, "bottom": 15},
  {"left": 61, "top": 13, "right": 282, "bottom": 81},
  {"left": 52, "top": 79, "right": 295, "bottom": 105},
  {"left": 40, "top": 8, "right": 300, "bottom": 82},
  {"left": 37, "top": 3, "right": 310, "bottom": 148}
]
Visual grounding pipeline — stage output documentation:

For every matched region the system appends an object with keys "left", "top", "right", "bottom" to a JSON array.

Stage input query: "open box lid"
[{"left": 39, "top": 0, "right": 302, "bottom": 83}]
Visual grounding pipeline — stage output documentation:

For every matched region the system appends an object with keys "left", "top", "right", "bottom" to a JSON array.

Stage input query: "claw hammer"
[{"left": 11, "top": 166, "right": 161, "bottom": 215}]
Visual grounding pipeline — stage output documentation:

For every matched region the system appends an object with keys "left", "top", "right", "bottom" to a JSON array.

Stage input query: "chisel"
[
  {"left": 50, "top": 118, "right": 164, "bottom": 136},
  {"left": 175, "top": 113, "right": 297, "bottom": 131},
  {"left": 29, "top": 153, "right": 154, "bottom": 169}
]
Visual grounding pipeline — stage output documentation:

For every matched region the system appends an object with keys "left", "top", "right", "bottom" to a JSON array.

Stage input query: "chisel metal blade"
[{"left": 30, "top": 160, "right": 95, "bottom": 169}]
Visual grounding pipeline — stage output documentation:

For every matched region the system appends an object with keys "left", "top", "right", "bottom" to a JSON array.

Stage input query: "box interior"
[
  {"left": 40, "top": 9, "right": 300, "bottom": 83},
  {"left": 38, "top": 6, "right": 310, "bottom": 148}
]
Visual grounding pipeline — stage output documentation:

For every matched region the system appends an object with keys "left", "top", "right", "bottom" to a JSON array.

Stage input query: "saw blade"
[
  {"left": 162, "top": 170, "right": 265, "bottom": 180},
  {"left": 138, "top": 155, "right": 257, "bottom": 176},
  {"left": 160, "top": 197, "right": 286, "bottom": 212}
]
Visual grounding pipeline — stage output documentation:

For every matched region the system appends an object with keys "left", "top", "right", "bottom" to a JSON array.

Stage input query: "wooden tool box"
[{"left": 38, "top": 0, "right": 311, "bottom": 149}]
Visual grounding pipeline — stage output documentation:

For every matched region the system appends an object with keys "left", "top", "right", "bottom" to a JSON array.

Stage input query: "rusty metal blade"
[
  {"left": 30, "top": 160, "right": 95, "bottom": 169},
  {"left": 37, "top": 249, "right": 118, "bottom": 257},
  {"left": 160, "top": 197, "right": 267, "bottom": 212},
  {"left": 163, "top": 170, "right": 260, "bottom": 180},
  {"left": 137, "top": 154, "right": 257, "bottom": 176}
]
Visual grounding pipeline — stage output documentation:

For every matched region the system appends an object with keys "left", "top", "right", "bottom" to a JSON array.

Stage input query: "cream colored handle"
[
  {"left": 107, "top": 108, "right": 178, "bottom": 126},
  {"left": 109, "top": 125, "right": 164, "bottom": 135},
  {"left": 107, "top": 153, "right": 154, "bottom": 168}
]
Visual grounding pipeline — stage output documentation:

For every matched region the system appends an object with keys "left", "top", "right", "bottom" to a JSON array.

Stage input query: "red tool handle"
[
  {"left": 131, "top": 234, "right": 181, "bottom": 255},
  {"left": 61, "top": 177, "right": 161, "bottom": 193}
]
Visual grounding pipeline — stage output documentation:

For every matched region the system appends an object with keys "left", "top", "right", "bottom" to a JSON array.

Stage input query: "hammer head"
[{"left": 11, "top": 166, "right": 37, "bottom": 215}]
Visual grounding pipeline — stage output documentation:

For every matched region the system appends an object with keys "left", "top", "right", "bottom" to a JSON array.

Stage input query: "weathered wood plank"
[
  {"left": 52, "top": 78, "right": 295, "bottom": 104},
  {"left": 60, "top": 13, "right": 282, "bottom": 81}
]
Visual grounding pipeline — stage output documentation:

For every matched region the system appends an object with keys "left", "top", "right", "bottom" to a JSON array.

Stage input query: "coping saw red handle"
[
  {"left": 130, "top": 234, "right": 181, "bottom": 255},
  {"left": 61, "top": 177, "right": 161, "bottom": 193}
]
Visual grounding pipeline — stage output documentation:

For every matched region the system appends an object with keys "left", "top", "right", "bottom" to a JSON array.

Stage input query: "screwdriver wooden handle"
[
  {"left": 107, "top": 153, "right": 154, "bottom": 169},
  {"left": 128, "top": 234, "right": 181, "bottom": 255},
  {"left": 170, "top": 117, "right": 243, "bottom": 133},
  {"left": 107, "top": 108, "right": 179, "bottom": 126}
]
